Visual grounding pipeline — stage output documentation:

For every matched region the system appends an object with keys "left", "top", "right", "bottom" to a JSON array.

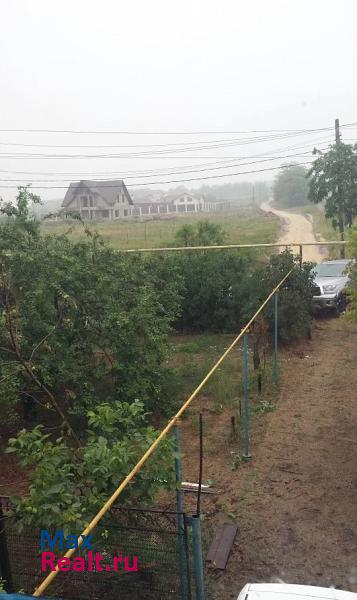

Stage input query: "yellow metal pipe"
[
  {"left": 33, "top": 268, "right": 293, "bottom": 597},
  {"left": 123, "top": 241, "right": 347, "bottom": 253}
]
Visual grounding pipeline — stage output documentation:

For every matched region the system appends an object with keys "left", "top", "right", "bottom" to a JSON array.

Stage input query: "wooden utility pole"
[
  {"left": 335, "top": 118, "right": 341, "bottom": 144},
  {"left": 335, "top": 118, "right": 345, "bottom": 258}
]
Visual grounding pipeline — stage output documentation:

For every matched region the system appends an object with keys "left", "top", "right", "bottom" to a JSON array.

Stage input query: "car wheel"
[
  {"left": 332, "top": 296, "right": 344, "bottom": 317},
  {"left": 332, "top": 305, "right": 340, "bottom": 317}
]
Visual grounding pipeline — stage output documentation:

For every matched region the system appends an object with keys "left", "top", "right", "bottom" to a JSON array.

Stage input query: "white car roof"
[{"left": 237, "top": 583, "right": 357, "bottom": 600}]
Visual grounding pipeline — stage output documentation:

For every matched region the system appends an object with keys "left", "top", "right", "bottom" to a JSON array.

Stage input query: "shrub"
[{"left": 240, "top": 250, "right": 315, "bottom": 342}]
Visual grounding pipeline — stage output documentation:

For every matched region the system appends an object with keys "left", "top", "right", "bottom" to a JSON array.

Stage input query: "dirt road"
[
  {"left": 260, "top": 201, "right": 327, "bottom": 263},
  {"left": 222, "top": 317, "right": 357, "bottom": 595},
  {"left": 180, "top": 318, "right": 357, "bottom": 598}
]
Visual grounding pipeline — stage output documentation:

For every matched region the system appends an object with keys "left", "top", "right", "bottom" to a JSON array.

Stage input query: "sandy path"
[
  {"left": 224, "top": 318, "right": 357, "bottom": 595},
  {"left": 179, "top": 319, "right": 357, "bottom": 598},
  {"left": 260, "top": 201, "right": 327, "bottom": 263}
]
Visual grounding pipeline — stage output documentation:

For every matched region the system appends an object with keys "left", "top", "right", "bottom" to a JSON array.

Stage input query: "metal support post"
[
  {"left": 0, "top": 505, "right": 13, "bottom": 592},
  {"left": 191, "top": 515, "right": 205, "bottom": 600},
  {"left": 242, "top": 333, "right": 252, "bottom": 460},
  {"left": 299, "top": 244, "right": 303, "bottom": 267},
  {"left": 274, "top": 292, "right": 279, "bottom": 385},
  {"left": 174, "top": 426, "right": 189, "bottom": 599}
]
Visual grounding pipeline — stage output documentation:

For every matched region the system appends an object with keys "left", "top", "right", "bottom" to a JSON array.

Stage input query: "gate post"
[
  {"left": 242, "top": 333, "right": 252, "bottom": 460},
  {"left": 174, "top": 426, "right": 190, "bottom": 599},
  {"left": 191, "top": 515, "right": 205, "bottom": 600},
  {"left": 273, "top": 292, "right": 280, "bottom": 385},
  {"left": 0, "top": 505, "right": 13, "bottom": 592}
]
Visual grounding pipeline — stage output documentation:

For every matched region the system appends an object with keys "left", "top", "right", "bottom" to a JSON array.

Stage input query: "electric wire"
[
  {"left": 0, "top": 160, "right": 314, "bottom": 189},
  {"left": 0, "top": 148, "right": 328, "bottom": 183},
  {"left": 0, "top": 135, "right": 336, "bottom": 177},
  {"left": 0, "top": 121, "right": 356, "bottom": 136}
]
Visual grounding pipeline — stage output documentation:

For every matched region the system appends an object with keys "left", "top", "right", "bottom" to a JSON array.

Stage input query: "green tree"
[
  {"left": 273, "top": 163, "right": 310, "bottom": 208},
  {"left": 308, "top": 143, "right": 357, "bottom": 253},
  {"left": 0, "top": 185, "right": 42, "bottom": 236},
  {"left": 0, "top": 191, "right": 181, "bottom": 434},
  {"left": 0, "top": 188, "right": 178, "bottom": 531},
  {"left": 174, "top": 220, "right": 226, "bottom": 247}
]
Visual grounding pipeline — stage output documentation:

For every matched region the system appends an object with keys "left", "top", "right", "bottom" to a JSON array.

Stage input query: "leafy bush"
[
  {"left": 6, "top": 400, "right": 174, "bottom": 533},
  {"left": 346, "top": 229, "right": 357, "bottom": 321},
  {"left": 165, "top": 221, "right": 314, "bottom": 341},
  {"left": 169, "top": 250, "right": 251, "bottom": 332},
  {"left": 173, "top": 220, "right": 226, "bottom": 247},
  {"left": 240, "top": 250, "right": 315, "bottom": 342},
  {"left": 163, "top": 220, "right": 252, "bottom": 332}
]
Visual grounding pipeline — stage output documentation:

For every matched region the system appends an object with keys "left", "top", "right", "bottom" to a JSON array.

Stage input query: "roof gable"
[{"left": 62, "top": 180, "right": 133, "bottom": 207}]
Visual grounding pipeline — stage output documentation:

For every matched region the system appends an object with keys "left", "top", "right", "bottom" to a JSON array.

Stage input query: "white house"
[
  {"left": 172, "top": 192, "right": 205, "bottom": 213},
  {"left": 62, "top": 180, "right": 133, "bottom": 220}
]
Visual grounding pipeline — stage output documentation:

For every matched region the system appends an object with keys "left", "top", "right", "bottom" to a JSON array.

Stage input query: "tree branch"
[{"left": 29, "top": 319, "right": 61, "bottom": 362}]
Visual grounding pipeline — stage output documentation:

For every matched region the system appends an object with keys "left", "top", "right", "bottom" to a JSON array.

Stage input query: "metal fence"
[{"left": 0, "top": 505, "right": 192, "bottom": 600}]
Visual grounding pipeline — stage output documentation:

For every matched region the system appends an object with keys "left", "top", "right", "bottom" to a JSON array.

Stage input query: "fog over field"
[{"left": 1, "top": 0, "right": 357, "bottom": 203}]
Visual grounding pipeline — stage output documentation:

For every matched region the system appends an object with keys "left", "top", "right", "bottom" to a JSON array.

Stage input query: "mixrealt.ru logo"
[{"left": 40, "top": 530, "right": 138, "bottom": 574}]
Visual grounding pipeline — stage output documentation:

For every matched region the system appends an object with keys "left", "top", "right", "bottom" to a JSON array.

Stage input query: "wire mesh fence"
[{"left": 0, "top": 504, "right": 192, "bottom": 600}]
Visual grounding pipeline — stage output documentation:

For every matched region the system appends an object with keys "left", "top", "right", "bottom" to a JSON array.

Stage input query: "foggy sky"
[{"left": 1, "top": 0, "right": 357, "bottom": 201}]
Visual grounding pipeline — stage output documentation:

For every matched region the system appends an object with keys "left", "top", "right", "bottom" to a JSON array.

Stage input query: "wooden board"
[{"left": 206, "top": 523, "right": 239, "bottom": 570}]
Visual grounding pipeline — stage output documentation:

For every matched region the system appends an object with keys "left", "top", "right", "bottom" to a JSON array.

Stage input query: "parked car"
[
  {"left": 311, "top": 259, "right": 352, "bottom": 315},
  {"left": 237, "top": 583, "right": 357, "bottom": 600}
]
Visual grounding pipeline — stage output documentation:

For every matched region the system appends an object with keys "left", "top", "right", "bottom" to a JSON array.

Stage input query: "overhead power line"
[
  {"left": 0, "top": 135, "right": 336, "bottom": 177},
  {"left": 0, "top": 129, "right": 340, "bottom": 150},
  {"left": 0, "top": 149, "right": 327, "bottom": 184},
  {"left": 0, "top": 133, "right": 328, "bottom": 149},
  {"left": 0, "top": 134, "right": 334, "bottom": 159},
  {"left": 0, "top": 160, "right": 314, "bottom": 189},
  {"left": 0, "top": 122, "right": 356, "bottom": 135}
]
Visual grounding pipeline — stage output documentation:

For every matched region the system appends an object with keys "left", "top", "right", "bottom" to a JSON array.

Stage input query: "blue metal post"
[
  {"left": 274, "top": 292, "right": 279, "bottom": 385},
  {"left": 191, "top": 515, "right": 205, "bottom": 600},
  {"left": 174, "top": 426, "right": 189, "bottom": 599},
  {"left": 242, "top": 333, "right": 252, "bottom": 460}
]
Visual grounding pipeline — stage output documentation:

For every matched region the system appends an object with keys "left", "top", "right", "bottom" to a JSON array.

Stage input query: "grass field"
[{"left": 42, "top": 207, "right": 280, "bottom": 250}]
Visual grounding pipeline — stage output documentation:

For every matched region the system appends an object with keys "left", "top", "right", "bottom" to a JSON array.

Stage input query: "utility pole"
[
  {"left": 335, "top": 118, "right": 341, "bottom": 145},
  {"left": 334, "top": 118, "right": 345, "bottom": 258}
]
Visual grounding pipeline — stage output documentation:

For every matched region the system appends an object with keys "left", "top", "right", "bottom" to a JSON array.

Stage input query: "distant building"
[
  {"left": 62, "top": 180, "right": 133, "bottom": 220},
  {"left": 172, "top": 192, "right": 205, "bottom": 213},
  {"left": 128, "top": 192, "right": 230, "bottom": 217}
]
